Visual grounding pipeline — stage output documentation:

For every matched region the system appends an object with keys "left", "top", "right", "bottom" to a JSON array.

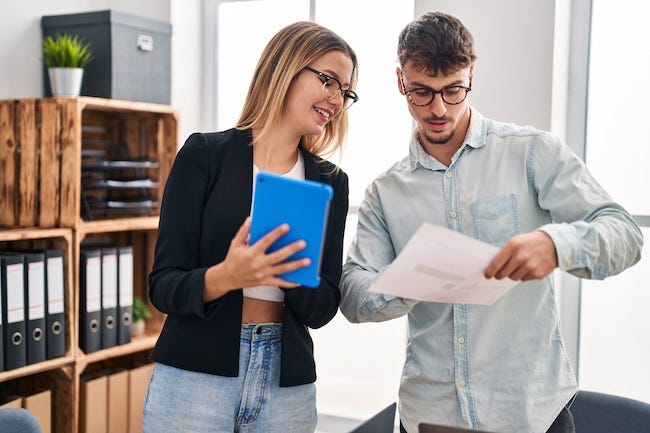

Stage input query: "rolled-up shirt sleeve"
[
  {"left": 340, "top": 181, "right": 418, "bottom": 323},
  {"left": 531, "top": 133, "right": 643, "bottom": 279}
]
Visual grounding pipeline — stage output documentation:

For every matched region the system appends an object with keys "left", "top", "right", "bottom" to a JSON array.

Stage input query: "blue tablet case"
[{"left": 250, "top": 172, "right": 334, "bottom": 288}]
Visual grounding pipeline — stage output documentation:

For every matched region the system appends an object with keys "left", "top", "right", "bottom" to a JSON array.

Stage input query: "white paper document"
[{"left": 369, "top": 223, "right": 518, "bottom": 305}]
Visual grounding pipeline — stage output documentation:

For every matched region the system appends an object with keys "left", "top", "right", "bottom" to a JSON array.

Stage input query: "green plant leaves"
[
  {"left": 42, "top": 33, "right": 94, "bottom": 68},
  {"left": 133, "top": 296, "right": 152, "bottom": 321}
]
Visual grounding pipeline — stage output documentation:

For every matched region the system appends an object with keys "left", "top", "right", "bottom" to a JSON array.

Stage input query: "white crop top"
[{"left": 242, "top": 152, "right": 305, "bottom": 302}]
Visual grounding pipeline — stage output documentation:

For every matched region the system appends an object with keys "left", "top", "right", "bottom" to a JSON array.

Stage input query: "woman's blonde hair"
[{"left": 236, "top": 21, "right": 358, "bottom": 157}]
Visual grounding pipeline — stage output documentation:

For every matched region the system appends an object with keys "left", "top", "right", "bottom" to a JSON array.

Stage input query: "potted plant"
[
  {"left": 132, "top": 296, "right": 152, "bottom": 337},
  {"left": 41, "top": 33, "right": 93, "bottom": 97}
]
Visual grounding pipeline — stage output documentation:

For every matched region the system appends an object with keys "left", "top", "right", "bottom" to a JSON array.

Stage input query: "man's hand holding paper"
[{"left": 368, "top": 223, "right": 519, "bottom": 305}]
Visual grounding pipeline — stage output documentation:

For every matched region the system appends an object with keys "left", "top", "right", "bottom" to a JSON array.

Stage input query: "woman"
[{"left": 143, "top": 21, "right": 358, "bottom": 433}]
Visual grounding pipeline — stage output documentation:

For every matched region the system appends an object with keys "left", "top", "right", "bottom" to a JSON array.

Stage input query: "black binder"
[
  {"left": 1, "top": 255, "right": 27, "bottom": 370},
  {"left": 80, "top": 249, "right": 102, "bottom": 353},
  {"left": 117, "top": 246, "right": 133, "bottom": 345},
  {"left": 44, "top": 249, "right": 66, "bottom": 359},
  {"left": 100, "top": 248, "right": 118, "bottom": 349},
  {"left": 22, "top": 252, "right": 47, "bottom": 364}
]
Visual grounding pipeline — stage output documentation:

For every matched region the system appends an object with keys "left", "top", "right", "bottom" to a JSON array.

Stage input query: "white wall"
[
  {"left": 0, "top": 0, "right": 170, "bottom": 99},
  {"left": 415, "top": 0, "right": 556, "bottom": 131},
  {"left": 0, "top": 0, "right": 202, "bottom": 144},
  {"left": 169, "top": 0, "right": 203, "bottom": 142}
]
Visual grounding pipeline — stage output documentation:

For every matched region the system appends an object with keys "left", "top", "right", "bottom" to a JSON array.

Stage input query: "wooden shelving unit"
[{"left": 0, "top": 97, "right": 177, "bottom": 433}]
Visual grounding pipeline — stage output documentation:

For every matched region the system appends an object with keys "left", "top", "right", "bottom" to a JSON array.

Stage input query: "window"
[
  {"left": 578, "top": 0, "right": 650, "bottom": 404},
  {"left": 215, "top": 0, "right": 309, "bottom": 129}
]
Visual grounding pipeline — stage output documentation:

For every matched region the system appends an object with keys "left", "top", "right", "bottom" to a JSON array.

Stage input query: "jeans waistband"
[{"left": 240, "top": 323, "right": 282, "bottom": 341}]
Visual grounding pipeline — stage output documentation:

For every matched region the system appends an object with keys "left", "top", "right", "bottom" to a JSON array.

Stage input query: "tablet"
[{"left": 249, "top": 171, "right": 333, "bottom": 288}]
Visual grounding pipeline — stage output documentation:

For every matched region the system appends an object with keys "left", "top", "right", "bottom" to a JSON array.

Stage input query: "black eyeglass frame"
[
  {"left": 303, "top": 66, "right": 359, "bottom": 107},
  {"left": 400, "top": 74, "right": 472, "bottom": 106}
]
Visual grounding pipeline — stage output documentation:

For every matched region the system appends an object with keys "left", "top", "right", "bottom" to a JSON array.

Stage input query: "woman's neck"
[{"left": 253, "top": 128, "right": 301, "bottom": 173}]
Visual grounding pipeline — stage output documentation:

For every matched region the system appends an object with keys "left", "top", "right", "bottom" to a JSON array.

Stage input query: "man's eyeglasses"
[
  {"left": 400, "top": 74, "right": 471, "bottom": 106},
  {"left": 303, "top": 66, "right": 359, "bottom": 110}
]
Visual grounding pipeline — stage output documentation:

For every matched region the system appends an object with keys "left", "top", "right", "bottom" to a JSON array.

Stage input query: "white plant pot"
[
  {"left": 131, "top": 319, "right": 146, "bottom": 337},
  {"left": 48, "top": 67, "right": 84, "bottom": 98}
]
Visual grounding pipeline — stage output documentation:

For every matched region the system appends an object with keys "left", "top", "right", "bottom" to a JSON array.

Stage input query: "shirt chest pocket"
[{"left": 470, "top": 193, "right": 520, "bottom": 247}]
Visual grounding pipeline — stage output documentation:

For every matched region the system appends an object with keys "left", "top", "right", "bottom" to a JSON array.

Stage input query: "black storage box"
[{"left": 42, "top": 10, "right": 172, "bottom": 104}]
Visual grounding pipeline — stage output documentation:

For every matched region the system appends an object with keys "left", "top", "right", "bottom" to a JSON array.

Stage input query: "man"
[{"left": 339, "top": 12, "right": 643, "bottom": 433}]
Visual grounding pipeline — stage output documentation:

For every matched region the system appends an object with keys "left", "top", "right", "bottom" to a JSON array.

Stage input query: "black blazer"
[{"left": 148, "top": 128, "right": 349, "bottom": 386}]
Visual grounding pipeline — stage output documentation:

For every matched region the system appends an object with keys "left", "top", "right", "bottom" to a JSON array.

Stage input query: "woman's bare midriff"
[{"left": 241, "top": 297, "right": 283, "bottom": 323}]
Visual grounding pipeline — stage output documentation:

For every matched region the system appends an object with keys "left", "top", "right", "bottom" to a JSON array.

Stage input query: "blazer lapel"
[{"left": 300, "top": 146, "right": 322, "bottom": 182}]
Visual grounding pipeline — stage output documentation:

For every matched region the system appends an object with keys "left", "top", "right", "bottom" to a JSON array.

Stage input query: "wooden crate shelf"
[
  {"left": 0, "top": 366, "right": 76, "bottom": 433},
  {"left": 0, "top": 356, "right": 75, "bottom": 382},
  {"left": 0, "top": 97, "right": 177, "bottom": 228},
  {"left": 73, "top": 224, "right": 165, "bottom": 357},
  {"left": 0, "top": 228, "right": 76, "bottom": 378},
  {"left": 76, "top": 334, "right": 159, "bottom": 371},
  {"left": 0, "top": 97, "right": 176, "bottom": 433}
]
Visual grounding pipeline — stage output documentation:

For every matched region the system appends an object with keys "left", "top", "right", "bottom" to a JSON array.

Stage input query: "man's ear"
[{"left": 396, "top": 66, "right": 405, "bottom": 95}]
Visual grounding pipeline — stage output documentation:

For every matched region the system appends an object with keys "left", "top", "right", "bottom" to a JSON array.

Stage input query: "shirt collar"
[{"left": 407, "top": 107, "right": 487, "bottom": 171}]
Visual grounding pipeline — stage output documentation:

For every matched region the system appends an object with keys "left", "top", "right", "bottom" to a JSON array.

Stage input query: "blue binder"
[{"left": 249, "top": 172, "right": 333, "bottom": 288}]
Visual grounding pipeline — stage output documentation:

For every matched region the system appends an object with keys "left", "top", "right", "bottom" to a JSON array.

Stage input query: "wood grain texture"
[
  {"left": 17, "top": 99, "right": 37, "bottom": 226},
  {"left": 0, "top": 101, "right": 16, "bottom": 226},
  {"left": 39, "top": 99, "right": 61, "bottom": 227}
]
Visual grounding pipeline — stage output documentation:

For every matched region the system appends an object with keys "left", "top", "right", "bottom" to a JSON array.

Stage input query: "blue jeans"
[
  {"left": 0, "top": 408, "right": 42, "bottom": 433},
  {"left": 143, "top": 323, "right": 317, "bottom": 433}
]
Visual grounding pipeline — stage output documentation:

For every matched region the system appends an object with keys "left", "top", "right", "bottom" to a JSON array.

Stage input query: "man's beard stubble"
[{"left": 419, "top": 127, "right": 454, "bottom": 146}]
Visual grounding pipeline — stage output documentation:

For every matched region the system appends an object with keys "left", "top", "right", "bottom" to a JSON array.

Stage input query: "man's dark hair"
[{"left": 398, "top": 12, "right": 477, "bottom": 76}]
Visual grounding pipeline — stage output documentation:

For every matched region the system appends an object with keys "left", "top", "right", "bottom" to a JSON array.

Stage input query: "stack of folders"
[
  {"left": 0, "top": 249, "right": 66, "bottom": 371},
  {"left": 80, "top": 246, "right": 133, "bottom": 354},
  {"left": 79, "top": 363, "right": 153, "bottom": 433}
]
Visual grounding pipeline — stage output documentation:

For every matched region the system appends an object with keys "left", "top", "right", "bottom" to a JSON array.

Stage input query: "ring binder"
[
  {"left": 117, "top": 246, "right": 134, "bottom": 345},
  {"left": 1, "top": 255, "right": 27, "bottom": 370},
  {"left": 44, "top": 249, "right": 66, "bottom": 359},
  {"left": 23, "top": 252, "right": 47, "bottom": 365},
  {"left": 100, "top": 248, "right": 118, "bottom": 350},
  {"left": 80, "top": 249, "right": 102, "bottom": 354}
]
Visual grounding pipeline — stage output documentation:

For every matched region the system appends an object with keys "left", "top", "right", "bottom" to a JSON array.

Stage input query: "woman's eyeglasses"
[{"left": 303, "top": 66, "right": 359, "bottom": 110}]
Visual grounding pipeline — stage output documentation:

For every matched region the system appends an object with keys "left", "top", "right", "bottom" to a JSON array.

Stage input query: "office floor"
[{"left": 316, "top": 413, "right": 400, "bottom": 433}]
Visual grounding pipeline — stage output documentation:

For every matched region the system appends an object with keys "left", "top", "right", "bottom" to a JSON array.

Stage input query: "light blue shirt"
[{"left": 339, "top": 108, "right": 643, "bottom": 433}]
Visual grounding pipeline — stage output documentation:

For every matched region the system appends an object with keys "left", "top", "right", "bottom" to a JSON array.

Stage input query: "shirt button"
[
  {"left": 450, "top": 211, "right": 457, "bottom": 219},
  {"left": 458, "top": 337, "right": 465, "bottom": 344},
  {"left": 566, "top": 258, "right": 573, "bottom": 266},
  {"left": 459, "top": 380, "right": 466, "bottom": 387},
  {"left": 445, "top": 172, "right": 453, "bottom": 179}
]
